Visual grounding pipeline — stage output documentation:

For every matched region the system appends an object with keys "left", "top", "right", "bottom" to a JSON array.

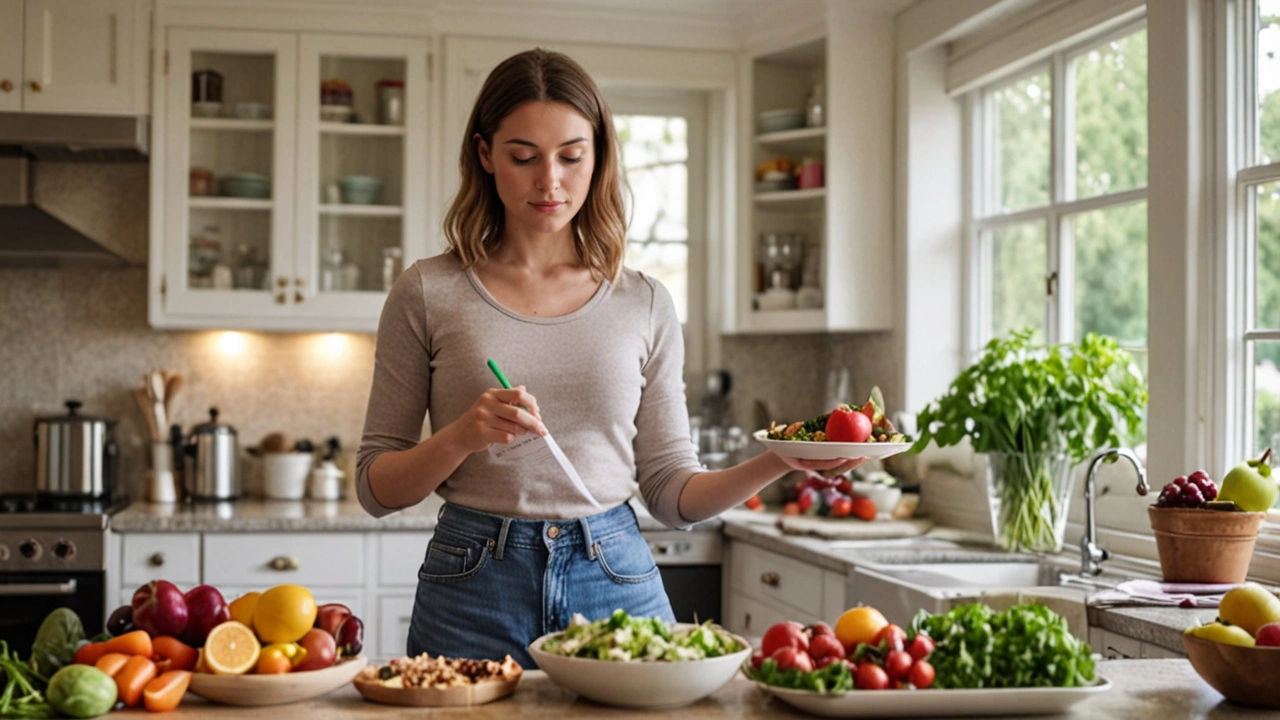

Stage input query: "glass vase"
[{"left": 983, "top": 451, "right": 1076, "bottom": 552}]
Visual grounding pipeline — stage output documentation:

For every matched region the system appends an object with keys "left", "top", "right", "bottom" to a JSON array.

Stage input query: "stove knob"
[
  {"left": 0, "top": 544, "right": 9, "bottom": 561},
  {"left": 53, "top": 540, "right": 76, "bottom": 561},
  {"left": 19, "top": 539, "right": 40, "bottom": 560}
]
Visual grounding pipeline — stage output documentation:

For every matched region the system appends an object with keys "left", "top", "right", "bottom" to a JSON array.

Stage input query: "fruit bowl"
[
  {"left": 186, "top": 655, "right": 367, "bottom": 706},
  {"left": 1183, "top": 634, "right": 1280, "bottom": 709},
  {"left": 527, "top": 625, "right": 751, "bottom": 709}
]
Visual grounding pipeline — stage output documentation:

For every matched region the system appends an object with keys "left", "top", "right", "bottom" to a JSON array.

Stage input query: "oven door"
[{"left": 0, "top": 572, "right": 105, "bottom": 656}]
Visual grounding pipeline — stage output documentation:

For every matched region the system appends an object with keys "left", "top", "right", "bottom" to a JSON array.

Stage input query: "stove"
[{"left": 0, "top": 493, "right": 128, "bottom": 654}]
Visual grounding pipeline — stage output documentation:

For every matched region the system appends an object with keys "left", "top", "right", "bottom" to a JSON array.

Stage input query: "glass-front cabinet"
[{"left": 155, "top": 28, "right": 428, "bottom": 330}]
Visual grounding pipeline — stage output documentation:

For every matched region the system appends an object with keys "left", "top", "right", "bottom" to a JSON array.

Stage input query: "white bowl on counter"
[{"left": 851, "top": 480, "right": 902, "bottom": 516}]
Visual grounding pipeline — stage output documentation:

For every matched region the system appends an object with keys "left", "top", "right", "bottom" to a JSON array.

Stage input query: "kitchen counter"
[
  {"left": 109, "top": 496, "right": 726, "bottom": 533},
  {"left": 160, "top": 661, "right": 1265, "bottom": 719}
]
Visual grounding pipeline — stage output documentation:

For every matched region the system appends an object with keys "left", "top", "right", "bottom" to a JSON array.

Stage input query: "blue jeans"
[{"left": 406, "top": 501, "right": 675, "bottom": 668}]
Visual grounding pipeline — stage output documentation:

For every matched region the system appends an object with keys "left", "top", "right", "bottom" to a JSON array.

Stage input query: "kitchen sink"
[{"left": 863, "top": 560, "right": 1059, "bottom": 590}]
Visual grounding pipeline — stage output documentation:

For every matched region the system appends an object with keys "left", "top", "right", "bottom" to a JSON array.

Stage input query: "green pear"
[{"left": 1218, "top": 448, "right": 1276, "bottom": 512}]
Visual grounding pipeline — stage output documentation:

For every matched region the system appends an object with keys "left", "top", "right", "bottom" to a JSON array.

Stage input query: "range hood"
[
  {"left": 0, "top": 111, "right": 149, "bottom": 161},
  {"left": 0, "top": 154, "right": 130, "bottom": 267}
]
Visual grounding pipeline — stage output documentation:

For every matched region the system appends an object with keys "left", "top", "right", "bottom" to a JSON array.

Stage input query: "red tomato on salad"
[{"left": 825, "top": 408, "right": 872, "bottom": 443}]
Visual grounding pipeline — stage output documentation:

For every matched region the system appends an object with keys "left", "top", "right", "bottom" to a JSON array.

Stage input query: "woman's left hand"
[{"left": 774, "top": 454, "right": 868, "bottom": 478}]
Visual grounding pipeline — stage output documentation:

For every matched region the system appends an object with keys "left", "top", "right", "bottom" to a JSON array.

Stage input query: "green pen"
[{"left": 487, "top": 358, "right": 512, "bottom": 390}]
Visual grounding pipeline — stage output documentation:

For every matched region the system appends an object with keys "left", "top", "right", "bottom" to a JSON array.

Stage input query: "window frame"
[
  {"left": 964, "top": 19, "right": 1150, "bottom": 359},
  {"left": 605, "top": 89, "right": 712, "bottom": 397}
]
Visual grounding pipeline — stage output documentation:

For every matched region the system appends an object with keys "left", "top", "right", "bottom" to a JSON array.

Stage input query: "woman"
[{"left": 356, "top": 48, "right": 863, "bottom": 667}]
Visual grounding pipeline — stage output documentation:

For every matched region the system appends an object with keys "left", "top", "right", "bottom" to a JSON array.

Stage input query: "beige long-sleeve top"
[{"left": 355, "top": 253, "right": 703, "bottom": 529}]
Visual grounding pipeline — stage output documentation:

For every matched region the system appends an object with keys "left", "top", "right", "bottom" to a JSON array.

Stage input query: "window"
[
  {"left": 608, "top": 91, "right": 709, "bottom": 387},
  {"left": 1234, "top": 1, "right": 1280, "bottom": 475},
  {"left": 968, "top": 24, "right": 1150, "bottom": 422}
]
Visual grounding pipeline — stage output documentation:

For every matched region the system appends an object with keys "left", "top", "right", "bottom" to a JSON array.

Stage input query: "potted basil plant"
[{"left": 909, "top": 330, "right": 1147, "bottom": 552}]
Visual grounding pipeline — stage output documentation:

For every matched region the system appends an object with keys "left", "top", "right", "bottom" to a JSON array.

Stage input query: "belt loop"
[
  {"left": 579, "top": 516, "right": 596, "bottom": 561},
  {"left": 437, "top": 504, "right": 446, "bottom": 521},
  {"left": 494, "top": 518, "right": 512, "bottom": 561}
]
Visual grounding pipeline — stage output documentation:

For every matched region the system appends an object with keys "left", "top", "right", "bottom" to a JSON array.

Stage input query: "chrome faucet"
[{"left": 1080, "top": 447, "right": 1148, "bottom": 577}]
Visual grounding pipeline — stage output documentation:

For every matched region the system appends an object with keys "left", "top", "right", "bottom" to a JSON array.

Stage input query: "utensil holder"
[{"left": 149, "top": 442, "right": 178, "bottom": 503}]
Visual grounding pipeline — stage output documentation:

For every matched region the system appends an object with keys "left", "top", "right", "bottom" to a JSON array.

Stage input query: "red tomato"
[
  {"left": 771, "top": 646, "right": 814, "bottom": 673},
  {"left": 829, "top": 496, "right": 853, "bottom": 518},
  {"left": 825, "top": 408, "right": 872, "bottom": 443},
  {"left": 855, "top": 661, "right": 890, "bottom": 690},
  {"left": 884, "top": 649, "right": 913, "bottom": 681},
  {"left": 751, "top": 652, "right": 765, "bottom": 670},
  {"left": 907, "top": 634, "right": 936, "bottom": 661},
  {"left": 744, "top": 495, "right": 764, "bottom": 511},
  {"left": 797, "top": 487, "right": 820, "bottom": 514},
  {"left": 761, "top": 621, "right": 809, "bottom": 658},
  {"left": 782, "top": 501, "right": 801, "bottom": 515},
  {"left": 814, "top": 654, "right": 843, "bottom": 669},
  {"left": 874, "top": 624, "right": 907, "bottom": 653},
  {"left": 806, "top": 622, "right": 835, "bottom": 639},
  {"left": 909, "top": 659, "right": 936, "bottom": 688},
  {"left": 808, "top": 634, "right": 846, "bottom": 662},
  {"left": 851, "top": 496, "right": 878, "bottom": 521}
]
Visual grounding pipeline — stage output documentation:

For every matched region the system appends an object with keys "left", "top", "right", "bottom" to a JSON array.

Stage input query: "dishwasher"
[{"left": 643, "top": 530, "right": 723, "bottom": 625}]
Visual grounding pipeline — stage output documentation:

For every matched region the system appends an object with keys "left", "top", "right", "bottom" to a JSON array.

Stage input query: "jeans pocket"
[
  {"left": 418, "top": 534, "right": 491, "bottom": 582},
  {"left": 595, "top": 532, "right": 660, "bottom": 585}
]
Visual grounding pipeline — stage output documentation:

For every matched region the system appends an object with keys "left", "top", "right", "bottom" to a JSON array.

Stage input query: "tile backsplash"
[{"left": 0, "top": 162, "right": 902, "bottom": 499}]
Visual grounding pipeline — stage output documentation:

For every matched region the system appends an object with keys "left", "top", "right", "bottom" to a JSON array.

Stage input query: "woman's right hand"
[{"left": 451, "top": 386, "right": 549, "bottom": 454}]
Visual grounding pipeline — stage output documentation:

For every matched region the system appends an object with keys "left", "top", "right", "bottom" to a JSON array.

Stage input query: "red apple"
[
  {"left": 131, "top": 580, "right": 189, "bottom": 638},
  {"left": 335, "top": 615, "right": 364, "bottom": 657},
  {"left": 181, "top": 585, "right": 230, "bottom": 647},
  {"left": 294, "top": 628, "right": 337, "bottom": 671},
  {"left": 314, "top": 603, "right": 352, "bottom": 637},
  {"left": 1256, "top": 621, "right": 1280, "bottom": 647}
]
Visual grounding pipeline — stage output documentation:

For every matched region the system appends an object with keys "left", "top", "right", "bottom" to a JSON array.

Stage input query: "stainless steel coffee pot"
[
  {"left": 183, "top": 408, "right": 241, "bottom": 500},
  {"left": 34, "top": 400, "right": 118, "bottom": 498}
]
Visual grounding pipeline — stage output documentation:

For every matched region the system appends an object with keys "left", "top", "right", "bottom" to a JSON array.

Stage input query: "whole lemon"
[
  {"left": 1218, "top": 583, "right": 1280, "bottom": 637},
  {"left": 252, "top": 584, "right": 317, "bottom": 644},
  {"left": 1185, "top": 622, "right": 1256, "bottom": 647}
]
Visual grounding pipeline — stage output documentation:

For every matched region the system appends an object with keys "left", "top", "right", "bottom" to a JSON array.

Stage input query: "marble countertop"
[
  {"left": 109, "top": 495, "right": 726, "bottom": 533},
  {"left": 158, "top": 661, "right": 1262, "bottom": 719}
]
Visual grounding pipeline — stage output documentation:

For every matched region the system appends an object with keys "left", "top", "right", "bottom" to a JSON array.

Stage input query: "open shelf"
[
  {"left": 188, "top": 197, "right": 273, "bottom": 211},
  {"left": 754, "top": 188, "right": 826, "bottom": 204},
  {"left": 190, "top": 118, "right": 274, "bottom": 132},
  {"left": 318, "top": 204, "right": 403, "bottom": 217},
  {"left": 319, "top": 122, "right": 405, "bottom": 137}
]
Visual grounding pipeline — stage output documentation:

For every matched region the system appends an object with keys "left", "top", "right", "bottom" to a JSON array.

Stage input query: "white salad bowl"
[{"left": 527, "top": 624, "right": 752, "bottom": 709}]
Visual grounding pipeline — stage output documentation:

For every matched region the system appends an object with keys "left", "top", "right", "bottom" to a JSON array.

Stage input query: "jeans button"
[{"left": 547, "top": 526, "right": 560, "bottom": 539}]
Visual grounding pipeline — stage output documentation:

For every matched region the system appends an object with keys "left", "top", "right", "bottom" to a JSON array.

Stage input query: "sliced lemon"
[{"left": 204, "top": 620, "right": 262, "bottom": 675}]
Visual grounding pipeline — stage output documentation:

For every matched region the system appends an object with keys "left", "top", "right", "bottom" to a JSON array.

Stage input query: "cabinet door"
[
  {"left": 293, "top": 33, "right": 429, "bottom": 322},
  {"left": 0, "top": 0, "right": 21, "bottom": 111},
  {"left": 162, "top": 28, "right": 297, "bottom": 320},
  {"left": 22, "top": 0, "right": 138, "bottom": 114}
]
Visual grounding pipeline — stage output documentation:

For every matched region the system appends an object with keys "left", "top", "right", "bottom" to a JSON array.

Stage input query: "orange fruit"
[
  {"left": 835, "top": 606, "right": 888, "bottom": 650},
  {"left": 228, "top": 591, "right": 261, "bottom": 627},
  {"left": 252, "top": 585, "right": 318, "bottom": 644},
  {"left": 203, "top": 621, "right": 261, "bottom": 675}
]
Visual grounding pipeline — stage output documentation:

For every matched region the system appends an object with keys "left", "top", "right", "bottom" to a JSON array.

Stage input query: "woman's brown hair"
[{"left": 443, "top": 48, "right": 628, "bottom": 281}]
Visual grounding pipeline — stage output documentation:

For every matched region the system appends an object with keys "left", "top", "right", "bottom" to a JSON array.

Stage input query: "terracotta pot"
[{"left": 1148, "top": 506, "right": 1265, "bottom": 583}]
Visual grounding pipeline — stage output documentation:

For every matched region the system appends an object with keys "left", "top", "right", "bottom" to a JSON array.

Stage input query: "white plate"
[
  {"left": 753, "top": 429, "right": 912, "bottom": 461},
  {"left": 528, "top": 625, "right": 752, "bottom": 709},
  {"left": 758, "top": 676, "right": 1112, "bottom": 718}
]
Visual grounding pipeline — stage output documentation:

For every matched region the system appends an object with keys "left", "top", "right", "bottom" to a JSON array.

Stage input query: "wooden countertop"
[{"left": 159, "top": 661, "right": 1261, "bottom": 719}]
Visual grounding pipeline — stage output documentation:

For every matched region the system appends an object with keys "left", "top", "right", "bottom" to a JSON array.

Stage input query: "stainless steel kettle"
[
  {"left": 34, "top": 400, "right": 118, "bottom": 498},
  {"left": 183, "top": 408, "right": 241, "bottom": 501}
]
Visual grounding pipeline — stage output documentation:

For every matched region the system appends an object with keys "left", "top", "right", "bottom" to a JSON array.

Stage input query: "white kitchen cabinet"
[
  {"left": 723, "top": 539, "right": 848, "bottom": 637},
  {"left": 731, "top": 4, "right": 894, "bottom": 334},
  {"left": 202, "top": 532, "right": 364, "bottom": 588},
  {"left": 0, "top": 0, "right": 21, "bottom": 112},
  {"left": 21, "top": 0, "right": 145, "bottom": 114},
  {"left": 120, "top": 533, "right": 200, "bottom": 588},
  {"left": 150, "top": 26, "right": 430, "bottom": 331},
  {"left": 377, "top": 595, "right": 414, "bottom": 660}
]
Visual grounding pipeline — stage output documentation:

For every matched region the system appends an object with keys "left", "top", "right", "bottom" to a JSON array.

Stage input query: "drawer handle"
[
  {"left": 743, "top": 612, "right": 752, "bottom": 631},
  {"left": 0, "top": 80, "right": 12, "bottom": 93},
  {"left": 29, "top": 80, "right": 42, "bottom": 92},
  {"left": 760, "top": 571, "right": 780, "bottom": 587},
  {"left": 269, "top": 555, "right": 300, "bottom": 571},
  {"left": 147, "top": 552, "right": 165, "bottom": 567}
]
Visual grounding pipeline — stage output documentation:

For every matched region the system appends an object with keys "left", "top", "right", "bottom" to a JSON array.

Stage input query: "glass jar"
[
  {"left": 376, "top": 79, "right": 405, "bottom": 125},
  {"left": 381, "top": 246, "right": 403, "bottom": 291},
  {"left": 806, "top": 81, "right": 825, "bottom": 128}
]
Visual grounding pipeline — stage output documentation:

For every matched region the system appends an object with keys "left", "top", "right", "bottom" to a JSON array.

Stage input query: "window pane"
[
  {"left": 986, "top": 222, "right": 1047, "bottom": 342},
  {"left": 615, "top": 114, "right": 689, "bottom": 322},
  {"left": 1074, "top": 29, "right": 1148, "bottom": 199},
  {"left": 1258, "top": 182, "right": 1280, "bottom": 328},
  {"left": 1255, "top": 341, "right": 1280, "bottom": 457},
  {"left": 1259, "top": 0, "right": 1280, "bottom": 164},
  {"left": 1070, "top": 200, "right": 1149, "bottom": 346},
  {"left": 993, "top": 71, "right": 1051, "bottom": 212}
]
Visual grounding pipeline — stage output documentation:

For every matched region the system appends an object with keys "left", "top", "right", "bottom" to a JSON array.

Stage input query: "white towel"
[{"left": 1089, "top": 579, "right": 1240, "bottom": 608}]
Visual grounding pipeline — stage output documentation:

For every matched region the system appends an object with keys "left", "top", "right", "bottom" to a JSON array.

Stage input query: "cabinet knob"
[
  {"left": 760, "top": 571, "right": 780, "bottom": 587},
  {"left": 294, "top": 291, "right": 304, "bottom": 303},
  {"left": 268, "top": 555, "right": 299, "bottom": 571},
  {"left": 294, "top": 277, "right": 305, "bottom": 287},
  {"left": 275, "top": 293, "right": 286, "bottom": 304},
  {"left": 28, "top": 80, "right": 41, "bottom": 92},
  {"left": 276, "top": 276, "right": 288, "bottom": 288},
  {"left": 147, "top": 552, "right": 165, "bottom": 567},
  {"left": 743, "top": 612, "right": 752, "bottom": 630},
  {"left": 0, "top": 80, "right": 12, "bottom": 93}
]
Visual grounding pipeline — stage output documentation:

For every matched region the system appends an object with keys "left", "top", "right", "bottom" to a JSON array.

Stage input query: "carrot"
[
  {"left": 151, "top": 636, "right": 197, "bottom": 673},
  {"left": 103, "top": 629, "right": 154, "bottom": 658},
  {"left": 143, "top": 670, "right": 193, "bottom": 713},
  {"left": 73, "top": 641, "right": 109, "bottom": 666},
  {"left": 115, "top": 654, "right": 158, "bottom": 707},
  {"left": 93, "top": 652, "right": 130, "bottom": 678}
]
